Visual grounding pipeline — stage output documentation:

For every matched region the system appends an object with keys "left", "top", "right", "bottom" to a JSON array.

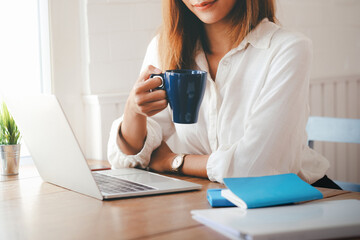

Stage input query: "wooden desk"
[{"left": 1, "top": 162, "right": 360, "bottom": 240}]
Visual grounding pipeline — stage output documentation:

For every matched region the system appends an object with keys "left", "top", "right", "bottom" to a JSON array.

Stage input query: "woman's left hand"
[{"left": 149, "top": 141, "right": 176, "bottom": 173}]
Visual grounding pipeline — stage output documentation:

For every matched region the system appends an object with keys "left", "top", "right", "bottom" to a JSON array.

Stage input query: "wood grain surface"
[{"left": 1, "top": 161, "right": 359, "bottom": 240}]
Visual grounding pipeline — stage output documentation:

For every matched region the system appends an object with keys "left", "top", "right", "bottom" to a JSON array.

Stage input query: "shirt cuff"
[
  {"left": 206, "top": 144, "right": 237, "bottom": 183},
  {"left": 107, "top": 116, "right": 162, "bottom": 169}
]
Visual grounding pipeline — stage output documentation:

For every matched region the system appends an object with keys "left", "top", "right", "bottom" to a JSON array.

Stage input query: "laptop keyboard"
[{"left": 92, "top": 172, "right": 155, "bottom": 194}]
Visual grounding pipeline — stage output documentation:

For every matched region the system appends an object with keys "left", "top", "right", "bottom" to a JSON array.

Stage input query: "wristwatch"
[{"left": 171, "top": 154, "right": 186, "bottom": 173}]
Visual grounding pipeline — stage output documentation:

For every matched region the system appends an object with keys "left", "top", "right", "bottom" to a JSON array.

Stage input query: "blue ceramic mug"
[{"left": 151, "top": 70, "right": 207, "bottom": 124}]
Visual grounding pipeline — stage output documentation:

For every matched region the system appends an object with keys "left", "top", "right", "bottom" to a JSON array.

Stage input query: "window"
[{"left": 0, "top": 0, "right": 51, "bottom": 164}]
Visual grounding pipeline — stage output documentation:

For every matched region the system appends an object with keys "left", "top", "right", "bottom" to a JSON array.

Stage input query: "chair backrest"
[
  {"left": 306, "top": 116, "right": 360, "bottom": 148},
  {"left": 306, "top": 116, "right": 360, "bottom": 192}
]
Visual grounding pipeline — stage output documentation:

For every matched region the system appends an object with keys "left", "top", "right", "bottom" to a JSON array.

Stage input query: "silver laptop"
[{"left": 5, "top": 94, "right": 201, "bottom": 200}]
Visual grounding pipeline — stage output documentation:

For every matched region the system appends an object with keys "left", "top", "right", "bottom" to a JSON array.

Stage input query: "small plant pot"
[{"left": 0, "top": 144, "right": 21, "bottom": 175}]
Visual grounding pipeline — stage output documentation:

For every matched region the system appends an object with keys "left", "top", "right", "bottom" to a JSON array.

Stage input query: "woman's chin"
[{"left": 195, "top": 14, "right": 224, "bottom": 25}]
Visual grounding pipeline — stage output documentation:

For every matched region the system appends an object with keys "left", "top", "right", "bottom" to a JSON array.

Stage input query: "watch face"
[{"left": 172, "top": 156, "right": 182, "bottom": 169}]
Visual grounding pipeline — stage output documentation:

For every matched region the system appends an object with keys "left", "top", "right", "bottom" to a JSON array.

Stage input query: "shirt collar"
[
  {"left": 194, "top": 18, "right": 280, "bottom": 70},
  {"left": 240, "top": 18, "right": 280, "bottom": 50}
]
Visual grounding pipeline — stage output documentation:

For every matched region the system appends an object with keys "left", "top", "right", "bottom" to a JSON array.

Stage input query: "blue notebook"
[
  {"left": 207, "top": 189, "right": 236, "bottom": 207},
  {"left": 222, "top": 173, "right": 323, "bottom": 209}
]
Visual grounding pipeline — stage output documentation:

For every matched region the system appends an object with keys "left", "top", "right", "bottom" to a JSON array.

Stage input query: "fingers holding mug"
[
  {"left": 137, "top": 65, "right": 162, "bottom": 82},
  {"left": 134, "top": 88, "right": 167, "bottom": 106},
  {"left": 131, "top": 74, "right": 168, "bottom": 117},
  {"left": 137, "top": 98, "right": 168, "bottom": 117},
  {"left": 135, "top": 75, "right": 164, "bottom": 95}
]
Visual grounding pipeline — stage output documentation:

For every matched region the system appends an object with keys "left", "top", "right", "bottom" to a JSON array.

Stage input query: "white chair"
[{"left": 306, "top": 116, "right": 360, "bottom": 192}]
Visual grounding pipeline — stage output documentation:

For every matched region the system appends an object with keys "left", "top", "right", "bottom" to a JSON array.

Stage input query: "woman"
[{"left": 108, "top": 0, "right": 338, "bottom": 188}]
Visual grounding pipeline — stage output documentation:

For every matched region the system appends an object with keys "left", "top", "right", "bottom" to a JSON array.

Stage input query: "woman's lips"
[{"left": 192, "top": 0, "right": 216, "bottom": 10}]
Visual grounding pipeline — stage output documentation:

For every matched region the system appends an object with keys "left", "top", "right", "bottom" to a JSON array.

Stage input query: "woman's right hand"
[
  {"left": 127, "top": 65, "right": 168, "bottom": 117},
  {"left": 119, "top": 65, "right": 168, "bottom": 155}
]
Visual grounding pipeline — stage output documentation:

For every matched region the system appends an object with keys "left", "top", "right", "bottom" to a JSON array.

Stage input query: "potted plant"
[{"left": 0, "top": 102, "right": 21, "bottom": 175}]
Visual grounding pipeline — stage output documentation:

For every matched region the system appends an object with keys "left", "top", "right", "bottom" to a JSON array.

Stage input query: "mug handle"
[
  {"left": 150, "top": 73, "right": 172, "bottom": 109},
  {"left": 150, "top": 73, "right": 165, "bottom": 90}
]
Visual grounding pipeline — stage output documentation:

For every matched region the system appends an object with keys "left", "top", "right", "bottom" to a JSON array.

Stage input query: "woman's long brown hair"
[{"left": 158, "top": 0, "right": 276, "bottom": 70}]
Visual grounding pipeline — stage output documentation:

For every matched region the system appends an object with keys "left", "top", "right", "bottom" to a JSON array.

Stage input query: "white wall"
[
  {"left": 277, "top": 0, "right": 360, "bottom": 79},
  {"left": 87, "top": 0, "right": 162, "bottom": 94}
]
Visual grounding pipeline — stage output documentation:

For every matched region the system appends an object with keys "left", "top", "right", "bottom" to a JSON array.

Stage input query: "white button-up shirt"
[{"left": 108, "top": 19, "right": 329, "bottom": 184}]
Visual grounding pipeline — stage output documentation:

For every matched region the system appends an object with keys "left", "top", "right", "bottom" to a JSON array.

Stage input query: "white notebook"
[{"left": 191, "top": 199, "right": 360, "bottom": 240}]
